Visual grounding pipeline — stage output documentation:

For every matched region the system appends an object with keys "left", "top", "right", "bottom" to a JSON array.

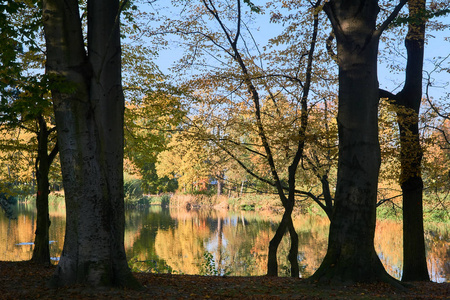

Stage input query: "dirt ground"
[{"left": 0, "top": 261, "right": 448, "bottom": 299}]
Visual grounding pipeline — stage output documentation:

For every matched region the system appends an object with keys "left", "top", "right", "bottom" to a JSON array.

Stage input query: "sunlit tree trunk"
[
  {"left": 311, "top": 0, "right": 405, "bottom": 284},
  {"left": 43, "top": 0, "right": 140, "bottom": 288}
]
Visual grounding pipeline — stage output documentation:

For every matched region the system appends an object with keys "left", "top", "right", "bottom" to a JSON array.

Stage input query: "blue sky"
[{"left": 149, "top": 3, "right": 449, "bottom": 102}]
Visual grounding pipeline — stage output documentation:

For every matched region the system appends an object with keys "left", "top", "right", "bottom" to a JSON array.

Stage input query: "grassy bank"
[
  {"left": 166, "top": 192, "right": 449, "bottom": 224},
  {"left": 14, "top": 190, "right": 448, "bottom": 224},
  {"left": 124, "top": 194, "right": 171, "bottom": 207},
  {"left": 169, "top": 193, "right": 284, "bottom": 212}
]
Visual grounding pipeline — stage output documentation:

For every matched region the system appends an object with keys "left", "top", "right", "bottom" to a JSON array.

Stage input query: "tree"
[
  {"left": 31, "top": 113, "right": 59, "bottom": 264},
  {"left": 156, "top": 130, "right": 212, "bottom": 193},
  {"left": 153, "top": 0, "right": 338, "bottom": 277},
  {"left": 42, "top": 0, "right": 139, "bottom": 287},
  {"left": 8, "top": 83, "right": 59, "bottom": 265},
  {"left": 0, "top": 1, "right": 60, "bottom": 265},
  {"left": 119, "top": 16, "right": 189, "bottom": 192},
  {"left": 122, "top": 43, "right": 185, "bottom": 194},
  {"left": 0, "top": 127, "right": 35, "bottom": 195},
  {"left": 379, "top": 0, "right": 430, "bottom": 281},
  {"left": 309, "top": 0, "right": 407, "bottom": 284}
]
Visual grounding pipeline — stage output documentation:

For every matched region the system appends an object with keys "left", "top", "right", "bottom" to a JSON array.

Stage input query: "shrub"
[
  {"left": 128, "top": 257, "right": 179, "bottom": 274},
  {"left": 137, "top": 196, "right": 151, "bottom": 206},
  {"left": 22, "top": 194, "right": 35, "bottom": 204},
  {"left": 48, "top": 193, "right": 65, "bottom": 207},
  {"left": 124, "top": 175, "right": 144, "bottom": 206},
  {"left": 160, "top": 194, "right": 170, "bottom": 207}
]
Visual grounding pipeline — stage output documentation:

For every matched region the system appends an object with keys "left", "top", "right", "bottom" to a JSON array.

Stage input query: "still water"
[{"left": 0, "top": 204, "right": 448, "bottom": 282}]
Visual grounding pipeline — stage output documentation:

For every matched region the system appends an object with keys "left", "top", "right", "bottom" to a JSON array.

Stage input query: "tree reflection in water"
[{"left": 1, "top": 205, "right": 448, "bottom": 282}]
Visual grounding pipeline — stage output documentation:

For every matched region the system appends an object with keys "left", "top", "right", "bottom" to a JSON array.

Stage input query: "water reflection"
[
  {"left": 0, "top": 204, "right": 65, "bottom": 262},
  {"left": 1, "top": 205, "right": 448, "bottom": 282}
]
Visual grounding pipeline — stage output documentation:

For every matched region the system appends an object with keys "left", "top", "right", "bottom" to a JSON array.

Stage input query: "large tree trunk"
[
  {"left": 43, "top": 0, "right": 139, "bottom": 288},
  {"left": 310, "top": 0, "right": 401, "bottom": 284}
]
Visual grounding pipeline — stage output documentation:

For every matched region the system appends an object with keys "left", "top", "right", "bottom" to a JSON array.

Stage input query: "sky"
[
  {"left": 378, "top": 20, "right": 450, "bottom": 100},
  {"left": 142, "top": 1, "right": 449, "bottom": 102}
]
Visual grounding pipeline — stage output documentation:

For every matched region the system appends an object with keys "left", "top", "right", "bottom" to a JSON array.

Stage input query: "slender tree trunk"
[
  {"left": 287, "top": 216, "right": 299, "bottom": 277},
  {"left": 31, "top": 116, "right": 51, "bottom": 265},
  {"left": 267, "top": 209, "right": 298, "bottom": 277},
  {"left": 311, "top": 0, "right": 404, "bottom": 284},
  {"left": 398, "top": 0, "right": 429, "bottom": 281},
  {"left": 266, "top": 1, "right": 320, "bottom": 277},
  {"left": 43, "top": 0, "right": 139, "bottom": 288},
  {"left": 217, "top": 173, "right": 223, "bottom": 196},
  {"left": 203, "top": 0, "right": 323, "bottom": 278},
  {"left": 400, "top": 138, "right": 428, "bottom": 281},
  {"left": 268, "top": 166, "right": 300, "bottom": 277},
  {"left": 217, "top": 217, "right": 223, "bottom": 273},
  {"left": 267, "top": 208, "right": 292, "bottom": 276},
  {"left": 378, "top": 0, "right": 429, "bottom": 281},
  {"left": 239, "top": 181, "right": 244, "bottom": 196}
]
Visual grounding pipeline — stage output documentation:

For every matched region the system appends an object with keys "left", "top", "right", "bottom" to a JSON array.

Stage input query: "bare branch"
[{"left": 374, "top": 0, "right": 408, "bottom": 38}]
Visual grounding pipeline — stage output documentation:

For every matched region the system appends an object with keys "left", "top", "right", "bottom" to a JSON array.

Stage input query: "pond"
[{"left": 0, "top": 204, "right": 448, "bottom": 282}]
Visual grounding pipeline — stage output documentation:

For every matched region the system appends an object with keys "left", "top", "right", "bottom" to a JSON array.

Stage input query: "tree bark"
[
  {"left": 310, "top": 0, "right": 403, "bottom": 284},
  {"left": 43, "top": 0, "right": 140, "bottom": 288}
]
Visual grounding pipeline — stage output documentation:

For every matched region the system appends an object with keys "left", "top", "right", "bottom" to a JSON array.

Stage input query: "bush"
[
  {"left": 376, "top": 204, "right": 402, "bottom": 221},
  {"left": 124, "top": 175, "right": 144, "bottom": 206},
  {"left": 0, "top": 193, "right": 17, "bottom": 219},
  {"left": 226, "top": 194, "right": 281, "bottom": 211},
  {"left": 2, "top": 193, "right": 18, "bottom": 205},
  {"left": 19, "top": 194, "right": 35, "bottom": 204},
  {"left": 425, "top": 208, "right": 450, "bottom": 223},
  {"left": 160, "top": 194, "right": 170, "bottom": 207},
  {"left": 128, "top": 257, "right": 179, "bottom": 274},
  {"left": 136, "top": 196, "right": 151, "bottom": 206},
  {"left": 48, "top": 193, "right": 65, "bottom": 206},
  {"left": 191, "top": 189, "right": 216, "bottom": 197}
]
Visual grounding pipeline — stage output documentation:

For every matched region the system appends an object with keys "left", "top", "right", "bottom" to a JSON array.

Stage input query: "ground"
[{"left": 0, "top": 261, "right": 448, "bottom": 299}]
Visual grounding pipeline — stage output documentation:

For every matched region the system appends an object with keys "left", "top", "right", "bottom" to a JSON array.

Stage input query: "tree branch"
[
  {"left": 219, "top": 138, "right": 267, "bottom": 159},
  {"left": 379, "top": 88, "right": 398, "bottom": 100},
  {"left": 374, "top": 0, "right": 408, "bottom": 38},
  {"left": 48, "top": 142, "right": 59, "bottom": 167}
]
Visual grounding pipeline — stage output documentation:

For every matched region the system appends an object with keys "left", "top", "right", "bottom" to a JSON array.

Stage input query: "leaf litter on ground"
[{"left": 0, "top": 261, "right": 448, "bottom": 299}]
